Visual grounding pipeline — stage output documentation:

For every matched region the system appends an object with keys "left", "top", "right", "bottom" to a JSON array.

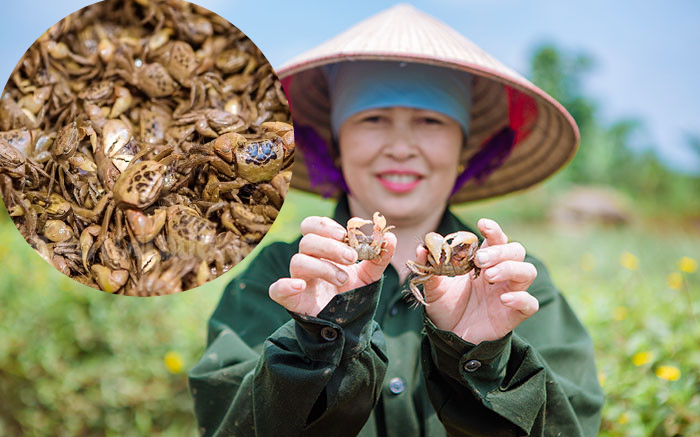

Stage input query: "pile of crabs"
[{"left": 0, "top": 0, "right": 293, "bottom": 295}]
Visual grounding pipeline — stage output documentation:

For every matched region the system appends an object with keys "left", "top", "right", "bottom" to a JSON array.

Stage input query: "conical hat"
[{"left": 277, "top": 3, "right": 579, "bottom": 203}]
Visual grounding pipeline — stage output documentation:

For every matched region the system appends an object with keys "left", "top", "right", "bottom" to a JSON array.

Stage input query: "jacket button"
[
  {"left": 463, "top": 359, "right": 482, "bottom": 372},
  {"left": 388, "top": 377, "right": 405, "bottom": 395},
  {"left": 320, "top": 326, "right": 338, "bottom": 342},
  {"left": 389, "top": 305, "right": 399, "bottom": 317}
]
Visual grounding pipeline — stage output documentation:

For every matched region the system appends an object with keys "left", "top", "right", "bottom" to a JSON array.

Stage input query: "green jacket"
[{"left": 189, "top": 198, "right": 604, "bottom": 437}]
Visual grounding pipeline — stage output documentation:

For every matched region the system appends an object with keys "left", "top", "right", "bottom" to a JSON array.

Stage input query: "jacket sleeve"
[
  {"left": 421, "top": 255, "right": 604, "bottom": 437},
  {"left": 188, "top": 242, "right": 389, "bottom": 437}
]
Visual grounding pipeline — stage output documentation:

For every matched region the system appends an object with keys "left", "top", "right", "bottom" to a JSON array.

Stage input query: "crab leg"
[
  {"left": 407, "top": 273, "right": 433, "bottom": 306},
  {"left": 86, "top": 202, "right": 115, "bottom": 262}
]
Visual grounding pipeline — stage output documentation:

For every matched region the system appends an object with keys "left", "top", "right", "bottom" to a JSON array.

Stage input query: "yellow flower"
[
  {"left": 667, "top": 272, "right": 683, "bottom": 290},
  {"left": 164, "top": 351, "right": 184, "bottom": 374},
  {"left": 655, "top": 365, "right": 681, "bottom": 381},
  {"left": 617, "top": 412, "right": 629, "bottom": 424},
  {"left": 620, "top": 252, "right": 639, "bottom": 271},
  {"left": 612, "top": 306, "right": 628, "bottom": 321},
  {"left": 678, "top": 256, "right": 698, "bottom": 274},
  {"left": 632, "top": 351, "right": 653, "bottom": 366},
  {"left": 597, "top": 371, "right": 606, "bottom": 387},
  {"left": 579, "top": 253, "right": 595, "bottom": 272}
]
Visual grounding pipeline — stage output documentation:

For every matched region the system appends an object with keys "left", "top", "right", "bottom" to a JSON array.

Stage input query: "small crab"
[
  {"left": 189, "top": 121, "right": 294, "bottom": 184},
  {"left": 152, "top": 40, "right": 223, "bottom": 116},
  {"left": 344, "top": 212, "right": 395, "bottom": 261},
  {"left": 106, "top": 46, "right": 180, "bottom": 98},
  {"left": 38, "top": 116, "right": 97, "bottom": 200},
  {"left": 0, "top": 139, "right": 50, "bottom": 189},
  {"left": 405, "top": 231, "right": 481, "bottom": 305}
]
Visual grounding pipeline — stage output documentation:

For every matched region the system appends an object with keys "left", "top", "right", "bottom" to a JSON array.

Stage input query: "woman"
[{"left": 189, "top": 5, "right": 604, "bottom": 436}]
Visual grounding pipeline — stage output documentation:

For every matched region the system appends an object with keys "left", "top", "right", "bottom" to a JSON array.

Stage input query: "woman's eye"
[
  {"left": 420, "top": 117, "right": 444, "bottom": 125},
  {"left": 360, "top": 115, "right": 385, "bottom": 123}
]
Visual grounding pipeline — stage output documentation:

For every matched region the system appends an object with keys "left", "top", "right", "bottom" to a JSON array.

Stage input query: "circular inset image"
[{"left": 0, "top": 0, "right": 293, "bottom": 296}]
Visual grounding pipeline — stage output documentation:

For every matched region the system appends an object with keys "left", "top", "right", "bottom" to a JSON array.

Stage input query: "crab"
[
  {"left": 187, "top": 121, "right": 294, "bottom": 184},
  {"left": 79, "top": 81, "right": 133, "bottom": 119},
  {"left": 84, "top": 145, "right": 174, "bottom": 261},
  {"left": 344, "top": 212, "right": 395, "bottom": 261},
  {"left": 151, "top": 40, "right": 223, "bottom": 117},
  {"left": 34, "top": 116, "right": 97, "bottom": 201},
  {"left": 0, "top": 139, "right": 51, "bottom": 193},
  {"left": 106, "top": 45, "right": 180, "bottom": 98},
  {"left": 172, "top": 108, "right": 245, "bottom": 139},
  {"left": 405, "top": 231, "right": 481, "bottom": 305}
]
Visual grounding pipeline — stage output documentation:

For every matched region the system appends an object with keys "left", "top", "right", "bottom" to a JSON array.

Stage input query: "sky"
[{"left": 1, "top": 0, "right": 698, "bottom": 173}]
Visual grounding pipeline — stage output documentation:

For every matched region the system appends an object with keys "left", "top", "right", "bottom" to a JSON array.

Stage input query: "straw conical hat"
[{"left": 277, "top": 3, "right": 579, "bottom": 203}]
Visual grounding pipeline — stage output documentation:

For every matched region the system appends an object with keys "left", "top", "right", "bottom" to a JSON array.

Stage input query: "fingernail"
[
  {"left": 336, "top": 270, "right": 348, "bottom": 284},
  {"left": 477, "top": 251, "right": 489, "bottom": 265},
  {"left": 344, "top": 249, "right": 357, "bottom": 263},
  {"left": 500, "top": 293, "right": 513, "bottom": 304},
  {"left": 335, "top": 229, "right": 347, "bottom": 240},
  {"left": 292, "top": 280, "right": 305, "bottom": 290}
]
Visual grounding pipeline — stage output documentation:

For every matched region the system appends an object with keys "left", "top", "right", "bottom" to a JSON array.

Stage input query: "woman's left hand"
[{"left": 419, "top": 218, "right": 539, "bottom": 344}]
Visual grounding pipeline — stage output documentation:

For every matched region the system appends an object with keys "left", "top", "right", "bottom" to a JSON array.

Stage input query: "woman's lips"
[{"left": 376, "top": 172, "right": 422, "bottom": 193}]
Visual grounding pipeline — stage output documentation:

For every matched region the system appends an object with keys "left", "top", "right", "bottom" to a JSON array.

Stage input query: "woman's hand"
[
  {"left": 420, "top": 218, "right": 538, "bottom": 344},
  {"left": 269, "top": 216, "right": 397, "bottom": 317}
]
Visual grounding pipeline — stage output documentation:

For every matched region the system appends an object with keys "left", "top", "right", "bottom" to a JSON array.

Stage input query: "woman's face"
[{"left": 338, "top": 106, "right": 463, "bottom": 225}]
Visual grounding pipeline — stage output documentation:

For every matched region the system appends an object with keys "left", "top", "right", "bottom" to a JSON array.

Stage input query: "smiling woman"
[
  {"left": 338, "top": 106, "right": 463, "bottom": 225},
  {"left": 189, "top": 4, "right": 604, "bottom": 437}
]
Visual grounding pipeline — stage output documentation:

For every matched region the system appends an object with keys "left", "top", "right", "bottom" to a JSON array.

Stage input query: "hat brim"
[{"left": 277, "top": 6, "right": 579, "bottom": 204}]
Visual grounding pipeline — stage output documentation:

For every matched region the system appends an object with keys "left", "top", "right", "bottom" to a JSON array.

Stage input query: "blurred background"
[{"left": 0, "top": 1, "right": 698, "bottom": 436}]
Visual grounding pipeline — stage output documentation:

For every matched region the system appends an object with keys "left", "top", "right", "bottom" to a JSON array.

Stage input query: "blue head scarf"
[{"left": 327, "top": 61, "right": 471, "bottom": 137}]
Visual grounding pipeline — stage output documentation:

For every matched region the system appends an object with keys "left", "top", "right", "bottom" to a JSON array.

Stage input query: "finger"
[
  {"left": 269, "top": 277, "right": 307, "bottom": 308},
  {"left": 299, "top": 233, "right": 357, "bottom": 265},
  {"left": 415, "top": 244, "right": 427, "bottom": 263},
  {"left": 475, "top": 242, "right": 526, "bottom": 268},
  {"left": 500, "top": 291, "right": 539, "bottom": 317},
  {"left": 482, "top": 260, "right": 537, "bottom": 286},
  {"left": 289, "top": 253, "right": 350, "bottom": 286},
  {"left": 409, "top": 244, "right": 447, "bottom": 303},
  {"left": 478, "top": 218, "right": 507, "bottom": 249},
  {"left": 300, "top": 216, "right": 347, "bottom": 241},
  {"left": 355, "top": 231, "right": 397, "bottom": 284}
]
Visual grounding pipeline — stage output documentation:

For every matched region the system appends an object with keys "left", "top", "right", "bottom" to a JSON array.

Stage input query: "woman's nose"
[{"left": 383, "top": 128, "right": 418, "bottom": 160}]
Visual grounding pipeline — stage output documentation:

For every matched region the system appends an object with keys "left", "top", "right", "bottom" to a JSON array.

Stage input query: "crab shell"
[
  {"left": 234, "top": 137, "right": 284, "bottom": 183},
  {"left": 112, "top": 161, "right": 166, "bottom": 209},
  {"left": 405, "top": 231, "right": 481, "bottom": 306},
  {"left": 424, "top": 231, "right": 480, "bottom": 276}
]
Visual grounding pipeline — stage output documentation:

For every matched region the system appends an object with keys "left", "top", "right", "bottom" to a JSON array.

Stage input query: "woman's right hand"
[{"left": 269, "top": 216, "right": 397, "bottom": 317}]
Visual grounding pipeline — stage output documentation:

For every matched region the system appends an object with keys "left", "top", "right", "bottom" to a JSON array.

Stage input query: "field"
[{"left": 0, "top": 187, "right": 698, "bottom": 436}]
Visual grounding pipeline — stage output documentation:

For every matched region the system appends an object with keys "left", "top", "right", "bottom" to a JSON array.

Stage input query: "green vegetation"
[
  {"left": 1, "top": 190, "right": 698, "bottom": 436},
  {"left": 0, "top": 44, "right": 698, "bottom": 436}
]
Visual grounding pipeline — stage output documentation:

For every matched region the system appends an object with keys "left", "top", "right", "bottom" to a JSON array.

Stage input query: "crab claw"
[
  {"left": 425, "top": 232, "right": 448, "bottom": 264},
  {"left": 261, "top": 121, "right": 294, "bottom": 151},
  {"left": 213, "top": 132, "right": 246, "bottom": 163},
  {"left": 347, "top": 217, "right": 372, "bottom": 230},
  {"left": 372, "top": 212, "right": 386, "bottom": 230},
  {"left": 445, "top": 231, "right": 479, "bottom": 248}
]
